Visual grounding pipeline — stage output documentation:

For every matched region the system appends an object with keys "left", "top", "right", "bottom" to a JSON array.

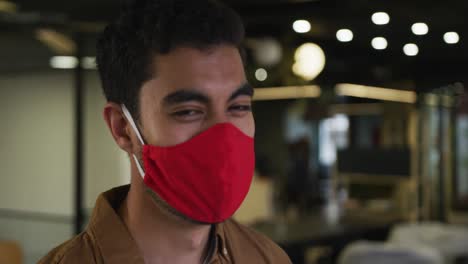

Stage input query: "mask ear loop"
[{"left": 121, "top": 104, "right": 146, "bottom": 178}]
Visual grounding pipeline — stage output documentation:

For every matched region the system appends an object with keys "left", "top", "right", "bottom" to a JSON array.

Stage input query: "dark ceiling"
[{"left": 1, "top": 0, "right": 467, "bottom": 91}]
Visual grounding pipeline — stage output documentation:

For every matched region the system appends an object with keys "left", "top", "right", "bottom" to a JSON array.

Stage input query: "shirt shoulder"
[
  {"left": 223, "top": 219, "right": 292, "bottom": 264},
  {"left": 38, "top": 231, "right": 101, "bottom": 264}
]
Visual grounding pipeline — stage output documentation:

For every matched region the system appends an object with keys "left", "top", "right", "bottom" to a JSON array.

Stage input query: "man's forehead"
[
  {"left": 142, "top": 46, "right": 247, "bottom": 100},
  {"left": 153, "top": 45, "right": 242, "bottom": 69}
]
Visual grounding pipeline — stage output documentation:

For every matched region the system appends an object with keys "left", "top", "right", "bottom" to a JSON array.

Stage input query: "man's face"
[{"left": 138, "top": 45, "right": 254, "bottom": 147}]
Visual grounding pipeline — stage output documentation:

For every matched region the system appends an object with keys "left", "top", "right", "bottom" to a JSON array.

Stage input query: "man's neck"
[{"left": 119, "top": 181, "right": 212, "bottom": 264}]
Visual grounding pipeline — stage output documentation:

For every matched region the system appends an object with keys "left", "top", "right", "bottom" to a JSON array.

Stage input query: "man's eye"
[
  {"left": 230, "top": 105, "right": 252, "bottom": 112},
  {"left": 172, "top": 109, "right": 203, "bottom": 117}
]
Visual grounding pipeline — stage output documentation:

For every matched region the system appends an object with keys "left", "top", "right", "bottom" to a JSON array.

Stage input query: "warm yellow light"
[
  {"left": 335, "top": 83, "right": 417, "bottom": 103},
  {"left": 255, "top": 68, "right": 268, "bottom": 82},
  {"left": 372, "top": 12, "right": 390, "bottom": 25},
  {"left": 293, "top": 20, "right": 311, "bottom": 33},
  {"left": 254, "top": 85, "right": 321, "bottom": 101},
  {"left": 292, "top": 43, "right": 326, "bottom": 81},
  {"left": 36, "top": 29, "right": 77, "bottom": 55},
  {"left": 82, "top": 57, "right": 97, "bottom": 70},
  {"left": 411, "top": 23, "right": 429, "bottom": 36},
  {"left": 50, "top": 56, "right": 78, "bottom": 69},
  {"left": 336, "top": 29, "right": 354, "bottom": 42},
  {"left": 403, "top": 43, "right": 419, "bottom": 56},
  {"left": 371, "top": 37, "right": 388, "bottom": 50},
  {"left": 0, "top": 0, "right": 17, "bottom": 13},
  {"left": 444, "top": 32, "right": 459, "bottom": 44},
  {"left": 50, "top": 56, "right": 97, "bottom": 70}
]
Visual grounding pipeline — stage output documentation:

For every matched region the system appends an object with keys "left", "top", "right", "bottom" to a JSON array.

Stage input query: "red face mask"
[{"left": 122, "top": 105, "right": 255, "bottom": 224}]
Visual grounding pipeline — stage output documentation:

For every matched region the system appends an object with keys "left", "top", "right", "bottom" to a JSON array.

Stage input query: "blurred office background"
[{"left": 1, "top": 0, "right": 468, "bottom": 263}]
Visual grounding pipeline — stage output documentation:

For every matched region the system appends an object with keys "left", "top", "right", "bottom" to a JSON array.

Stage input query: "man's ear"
[{"left": 103, "top": 102, "right": 135, "bottom": 153}]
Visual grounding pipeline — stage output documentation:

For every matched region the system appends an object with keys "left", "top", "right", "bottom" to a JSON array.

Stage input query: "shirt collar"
[
  {"left": 87, "top": 185, "right": 145, "bottom": 264},
  {"left": 87, "top": 185, "right": 229, "bottom": 263}
]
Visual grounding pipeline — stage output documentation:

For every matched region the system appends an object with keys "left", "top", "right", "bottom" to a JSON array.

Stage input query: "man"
[{"left": 40, "top": 0, "right": 291, "bottom": 263}]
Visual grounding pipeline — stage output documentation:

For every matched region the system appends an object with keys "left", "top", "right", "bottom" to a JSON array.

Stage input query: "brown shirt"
[{"left": 39, "top": 185, "right": 291, "bottom": 264}]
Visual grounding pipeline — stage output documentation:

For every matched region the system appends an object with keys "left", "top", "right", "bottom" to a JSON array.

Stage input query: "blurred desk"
[{"left": 253, "top": 210, "right": 401, "bottom": 264}]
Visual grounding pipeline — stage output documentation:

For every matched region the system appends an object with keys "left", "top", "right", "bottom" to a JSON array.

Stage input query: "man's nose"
[{"left": 205, "top": 108, "right": 230, "bottom": 128}]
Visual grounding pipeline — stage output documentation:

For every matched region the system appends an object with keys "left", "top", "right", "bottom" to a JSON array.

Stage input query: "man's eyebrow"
[
  {"left": 229, "top": 83, "right": 254, "bottom": 101},
  {"left": 163, "top": 90, "right": 210, "bottom": 106}
]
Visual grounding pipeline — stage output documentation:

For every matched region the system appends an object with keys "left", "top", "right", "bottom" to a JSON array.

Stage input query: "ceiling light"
[
  {"left": 372, "top": 12, "right": 390, "bottom": 25},
  {"left": 292, "top": 43, "right": 326, "bottom": 81},
  {"left": 82, "top": 57, "right": 97, "bottom": 70},
  {"left": 403, "top": 43, "right": 419, "bottom": 56},
  {"left": 444, "top": 32, "right": 459, "bottom": 44},
  {"left": 293, "top": 20, "right": 311, "bottom": 33},
  {"left": 336, "top": 29, "right": 354, "bottom": 42},
  {"left": 371, "top": 37, "right": 388, "bottom": 50},
  {"left": 50, "top": 56, "right": 97, "bottom": 70},
  {"left": 50, "top": 56, "right": 78, "bottom": 69},
  {"left": 255, "top": 68, "right": 268, "bottom": 82},
  {"left": 249, "top": 38, "right": 283, "bottom": 67},
  {"left": 411, "top": 23, "right": 429, "bottom": 35}
]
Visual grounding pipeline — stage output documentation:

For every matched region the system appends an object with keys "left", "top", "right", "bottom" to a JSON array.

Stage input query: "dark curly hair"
[{"left": 96, "top": 0, "right": 245, "bottom": 122}]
